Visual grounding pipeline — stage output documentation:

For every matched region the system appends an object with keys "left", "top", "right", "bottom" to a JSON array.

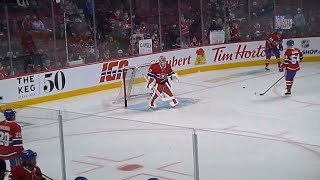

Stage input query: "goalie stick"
[
  {"left": 142, "top": 75, "right": 175, "bottom": 101},
  {"left": 135, "top": 66, "right": 175, "bottom": 102}
]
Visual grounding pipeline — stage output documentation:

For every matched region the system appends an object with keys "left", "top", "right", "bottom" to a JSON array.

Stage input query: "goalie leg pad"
[
  {"left": 162, "top": 82, "right": 175, "bottom": 97},
  {"left": 149, "top": 93, "right": 158, "bottom": 109},
  {"left": 149, "top": 83, "right": 162, "bottom": 108}
]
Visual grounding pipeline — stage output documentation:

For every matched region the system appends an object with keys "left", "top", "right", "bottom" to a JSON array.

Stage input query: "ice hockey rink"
[{"left": 10, "top": 62, "right": 320, "bottom": 180}]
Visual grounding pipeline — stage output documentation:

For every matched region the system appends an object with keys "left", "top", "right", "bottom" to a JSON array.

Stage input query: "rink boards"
[{"left": 1, "top": 37, "right": 320, "bottom": 109}]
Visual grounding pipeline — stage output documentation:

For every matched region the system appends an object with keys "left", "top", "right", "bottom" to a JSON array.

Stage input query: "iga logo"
[
  {"left": 99, "top": 60, "right": 128, "bottom": 83},
  {"left": 195, "top": 48, "right": 206, "bottom": 65},
  {"left": 301, "top": 40, "right": 310, "bottom": 48}
]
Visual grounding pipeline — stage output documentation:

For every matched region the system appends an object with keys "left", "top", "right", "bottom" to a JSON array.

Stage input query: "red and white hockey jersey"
[
  {"left": 147, "top": 62, "right": 174, "bottom": 84},
  {"left": 281, "top": 48, "right": 303, "bottom": 72},
  {"left": 266, "top": 32, "right": 283, "bottom": 49},
  {"left": 0, "top": 121, "right": 24, "bottom": 160},
  {"left": 11, "top": 165, "right": 43, "bottom": 180}
]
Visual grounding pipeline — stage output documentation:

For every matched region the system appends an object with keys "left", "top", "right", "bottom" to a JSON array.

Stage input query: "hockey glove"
[
  {"left": 279, "top": 45, "right": 283, "bottom": 51},
  {"left": 171, "top": 73, "right": 179, "bottom": 82},
  {"left": 300, "top": 57, "right": 304, "bottom": 62},
  {"left": 279, "top": 68, "right": 284, "bottom": 72}
]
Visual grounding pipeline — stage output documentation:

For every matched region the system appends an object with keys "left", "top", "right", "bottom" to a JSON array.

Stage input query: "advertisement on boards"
[{"left": 139, "top": 39, "right": 153, "bottom": 55}]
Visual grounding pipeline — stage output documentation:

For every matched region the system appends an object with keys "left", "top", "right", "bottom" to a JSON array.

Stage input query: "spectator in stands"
[
  {"left": 168, "top": 24, "right": 179, "bottom": 47},
  {"left": 0, "top": 20, "right": 7, "bottom": 38},
  {"left": 0, "top": 63, "right": 7, "bottom": 78},
  {"left": 112, "top": 21, "right": 126, "bottom": 39},
  {"left": 152, "top": 34, "right": 160, "bottom": 52},
  {"left": 31, "top": 15, "right": 45, "bottom": 31},
  {"left": 293, "top": 8, "right": 306, "bottom": 37},
  {"left": 252, "top": 23, "right": 263, "bottom": 40},
  {"left": 103, "top": 49, "right": 110, "bottom": 59},
  {"left": 189, "top": 11, "right": 201, "bottom": 38},
  {"left": 21, "top": 32, "right": 36, "bottom": 73},
  {"left": 104, "top": 36, "right": 120, "bottom": 57},
  {"left": 84, "top": 0, "right": 93, "bottom": 28},
  {"left": 22, "top": 15, "right": 33, "bottom": 31},
  {"left": 0, "top": 159, "right": 6, "bottom": 180},
  {"left": 171, "top": 37, "right": 181, "bottom": 49},
  {"left": 190, "top": 37, "right": 201, "bottom": 47},
  {"left": 128, "top": 39, "right": 138, "bottom": 55},
  {"left": 181, "top": 41, "right": 189, "bottom": 48},
  {"left": 122, "top": 12, "right": 131, "bottom": 36},
  {"left": 111, "top": 9, "right": 121, "bottom": 21},
  {"left": 230, "top": 23, "right": 241, "bottom": 42},
  {"left": 122, "top": 12, "right": 131, "bottom": 26},
  {"left": 207, "top": 19, "right": 223, "bottom": 40},
  {"left": 180, "top": 15, "right": 193, "bottom": 45},
  {"left": 139, "top": 22, "right": 149, "bottom": 38},
  {"left": 43, "top": 59, "right": 51, "bottom": 71},
  {"left": 132, "top": 29, "right": 144, "bottom": 42},
  {"left": 251, "top": 1, "right": 259, "bottom": 18},
  {"left": 117, "top": 49, "right": 127, "bottom": 58}
]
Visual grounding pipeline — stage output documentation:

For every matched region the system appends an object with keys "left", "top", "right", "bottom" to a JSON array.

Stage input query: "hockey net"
[{"left": 114, "top": 63, "right": 152, "bottom": 107}]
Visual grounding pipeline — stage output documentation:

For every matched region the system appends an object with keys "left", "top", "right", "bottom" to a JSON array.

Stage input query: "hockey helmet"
[
  {"left": 21, "top": 149, "right": 37, "bottom": 161},
  {"left": 286, "top": 39, "right": 294, "bottom": 47},
  {"left": 276, "top": 27, "right": 283, "bottom": 34},
  {"left": 3, "top": 109, "right": 16, "bottom": 121},
  {"left": 159, "top": 56, "right": 166, "bottom": 67}
]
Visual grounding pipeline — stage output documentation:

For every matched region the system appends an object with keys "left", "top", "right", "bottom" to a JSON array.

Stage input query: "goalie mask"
[{"left": 159, "top": 56, "right": 167, "bottom": 68}]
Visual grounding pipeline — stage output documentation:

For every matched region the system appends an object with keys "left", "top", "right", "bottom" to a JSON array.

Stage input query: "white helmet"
[{"left": 159, "top": 56, "right": 166, "bottom": 67}]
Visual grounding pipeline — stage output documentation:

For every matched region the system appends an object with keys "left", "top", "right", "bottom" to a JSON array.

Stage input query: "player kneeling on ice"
[
  {"left": 11, "top": 149, "right": 45, "bottom": 180},
  {"left": 279, "top": 39, "right": 303, "bottom": 95},
  {"left": 146, "top": 56, "right": 179, "bottom": 109}
]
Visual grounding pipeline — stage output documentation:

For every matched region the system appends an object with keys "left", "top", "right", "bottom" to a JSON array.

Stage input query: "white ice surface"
[{"left": 9, "top": 62, "right": 320, "bottom": 180}]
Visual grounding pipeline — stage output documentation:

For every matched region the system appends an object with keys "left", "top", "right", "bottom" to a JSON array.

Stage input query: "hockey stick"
[
  {"left": 259, "top": 75, "right": 285, "bottom": 96},
  {"left": 142, "top": 75, "right": 175, "bottom": 101},
  {"left": 43, "top": 173, "right": 54, "bottom": 180}
]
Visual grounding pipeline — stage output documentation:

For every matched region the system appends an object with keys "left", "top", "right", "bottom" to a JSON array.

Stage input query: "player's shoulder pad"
[
  {"left": 150, "top": 61, "right": 158, "bottom": 65},
  {"left": 150, "top": 62, "right": 158, "bottom": 68}
]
